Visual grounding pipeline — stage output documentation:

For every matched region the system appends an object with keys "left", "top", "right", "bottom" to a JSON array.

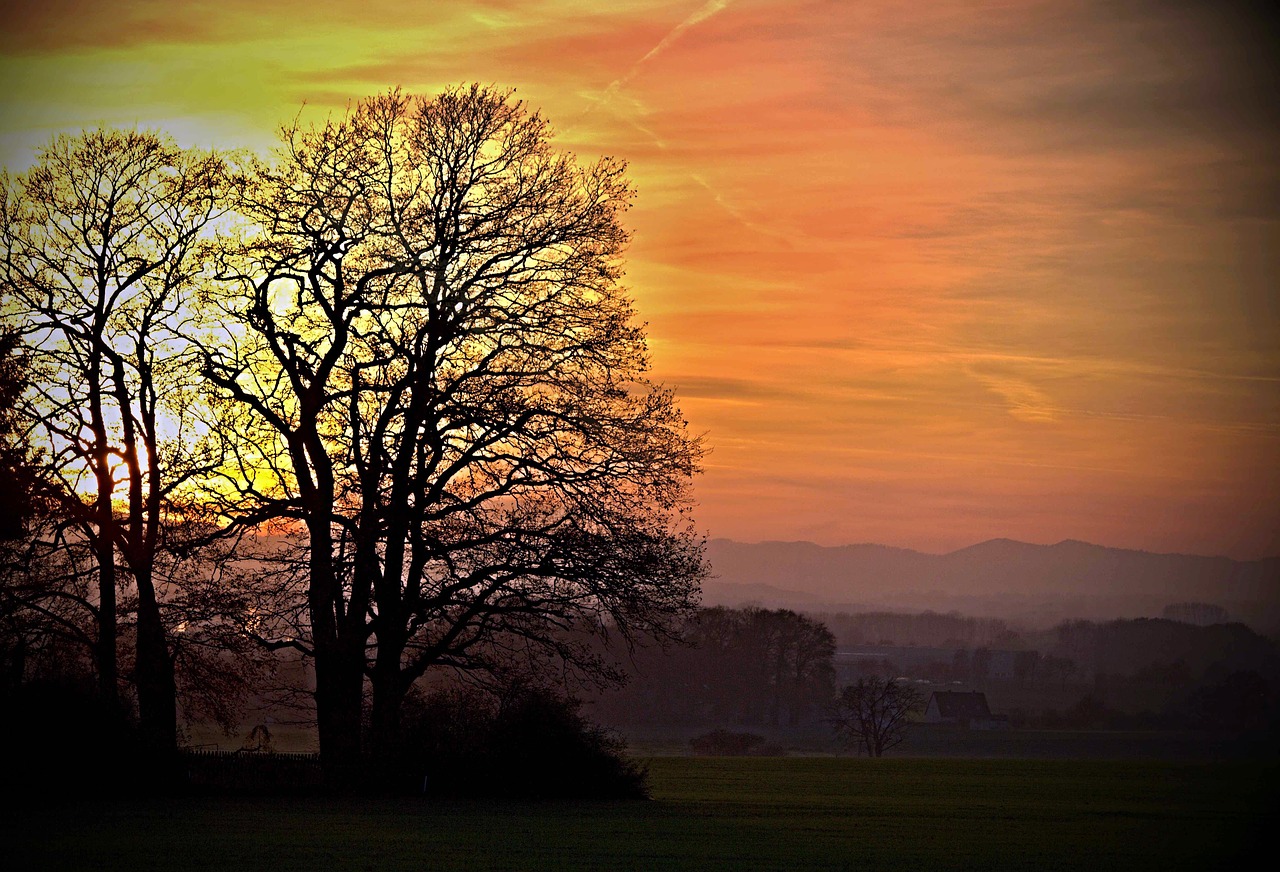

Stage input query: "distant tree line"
[
  {"left": 589, "top": 607, "right": 1280, "bottom": 742},
  {"left": 1038, "top": 618, "right": 1280, "bottom": 683},
  {"left": 814, "top": 610, "right": 1024, "bottom": 649},
  {"left": 590, "top": 606, "right": 835, "bottom": 730}
]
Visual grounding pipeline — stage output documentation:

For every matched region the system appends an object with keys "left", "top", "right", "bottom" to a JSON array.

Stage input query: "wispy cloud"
[{"left": 965, "top": 368, "right": 1058, "bottom": 424}]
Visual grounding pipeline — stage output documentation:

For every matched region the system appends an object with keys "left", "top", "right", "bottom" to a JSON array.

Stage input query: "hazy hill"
[{"left": 703, "top": 538, "right": 1280, "bottom": 631}]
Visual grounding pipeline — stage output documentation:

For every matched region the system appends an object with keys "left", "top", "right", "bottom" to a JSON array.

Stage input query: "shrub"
[
  {"left": 0, "top": 680, "right": 182, "bottom": 798},
  {"left": 397, "top": 685, "right": 649, "bottom": 799},
  {"left": 689, "top": 728, "right": 785, "bottom": 756}
]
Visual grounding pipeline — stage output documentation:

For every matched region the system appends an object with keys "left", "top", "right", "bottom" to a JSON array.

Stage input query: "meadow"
[{"left": 5, "top": 756, "right": 1271, "bottom": 871}]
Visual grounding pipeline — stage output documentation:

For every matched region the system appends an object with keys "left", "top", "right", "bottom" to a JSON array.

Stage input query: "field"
[{"left": 5, "top": 757, "right": 1272, "bottom": 871}]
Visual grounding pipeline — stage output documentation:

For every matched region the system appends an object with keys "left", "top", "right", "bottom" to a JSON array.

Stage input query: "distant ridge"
[{"left": 702, "top": 538, "right": 1280, "bottom": 630}]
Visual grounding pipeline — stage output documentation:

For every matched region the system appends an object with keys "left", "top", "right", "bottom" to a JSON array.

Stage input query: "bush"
[
  {"left": 689, "top": 729, "right": 785, "bottom": 756},
  {"left": 397, "top": 686, "right": 649, "bottom": 799},
  {"left": 1182, "top": 671, "right": 1277, "bottom": 732},
  {"left": 0, "top": 680, "right": 183, "bottom": 798}
]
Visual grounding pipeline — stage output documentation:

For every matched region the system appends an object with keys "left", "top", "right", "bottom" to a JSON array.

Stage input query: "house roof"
[{"left": 928, "top": 691, "right": 992, "bottom": 719}]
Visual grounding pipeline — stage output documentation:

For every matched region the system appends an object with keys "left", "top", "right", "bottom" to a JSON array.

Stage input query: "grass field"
[{"left": 5, "top": 757, "right": 1273, "bottom": 871}]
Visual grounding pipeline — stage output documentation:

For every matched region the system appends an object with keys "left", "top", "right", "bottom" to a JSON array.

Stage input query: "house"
[{"left": 924, "top": 691, "right": 1008, "bottom": 729}]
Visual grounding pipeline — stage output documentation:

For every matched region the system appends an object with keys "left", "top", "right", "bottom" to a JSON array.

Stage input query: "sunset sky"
[{"left": 1, "top": 0, "right": 1276, "bottom": 559}]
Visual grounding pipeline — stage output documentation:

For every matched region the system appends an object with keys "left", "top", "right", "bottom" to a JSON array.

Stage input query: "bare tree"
[
  {"left": 1, "top": 130, "right": 231, "bottom": 752},
  {"left": 201, "top": 86, "right": 705, "bottom": 775},
  {"left": 829, "top": 677, "right": 923, "bottom": 757}
]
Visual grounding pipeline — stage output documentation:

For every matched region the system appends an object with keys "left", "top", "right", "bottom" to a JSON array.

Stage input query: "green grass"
[{"left": 5, "top": 757, "right": 1273, "bottom": 871}]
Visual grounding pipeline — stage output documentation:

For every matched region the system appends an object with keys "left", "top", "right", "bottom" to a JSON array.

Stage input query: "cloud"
[
  {"left": 965, "top": 368, "right": 1058, "bottom": 424},
  {"left": 3, "top": 0, "right": 1276, "bottom": 558},
  {"left": 0, "top": 0, "right": 216, "bottom": 53},
  {"left": 668, "top": 375, "right": 784, "bottom": 403}
]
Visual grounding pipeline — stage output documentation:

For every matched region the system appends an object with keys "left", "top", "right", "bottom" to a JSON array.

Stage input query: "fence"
[{"left": 182, "top": 749, "right": 324, "bottom": 792}]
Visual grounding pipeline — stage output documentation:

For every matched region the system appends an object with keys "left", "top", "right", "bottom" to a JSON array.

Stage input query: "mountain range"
[{"left": 702, "top": 538, "right": 1280, "bottom": 631}]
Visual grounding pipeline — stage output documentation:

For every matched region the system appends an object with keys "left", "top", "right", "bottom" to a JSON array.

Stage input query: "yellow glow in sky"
[{"left": 2, "top": 0, "right": 1277, "bottom": 558}]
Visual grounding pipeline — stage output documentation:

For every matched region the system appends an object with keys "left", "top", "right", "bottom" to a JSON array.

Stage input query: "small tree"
[
  {"left": 2, "top": 128, "right": 239, "bottom": 753},
  {"left": 829, "top": 677, "right": 923, "bottom": 757}
]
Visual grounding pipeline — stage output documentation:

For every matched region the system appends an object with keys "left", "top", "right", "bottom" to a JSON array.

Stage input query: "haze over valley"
[{"left": 703, "top": 537, "right": 1280, "bottom": 631}]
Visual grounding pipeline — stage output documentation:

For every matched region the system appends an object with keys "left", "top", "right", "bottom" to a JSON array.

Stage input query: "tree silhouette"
[
  {"left": 200, "top": 86, "right": 705, "bottom": 775},
  {"left": 0, "top": 330, "right": 65, "bottom": 695},
  {"left": 0, "top": 331, "right": 40, "bottom": 541},
  {"left": 591, "top": 606, "right": 836, "bottom": 728},
  {"left": 1, "top": 130, "right": 231, "bottom": 752},
  {"left": 829, "top": 677, "right": 923, "bottom": 757}
]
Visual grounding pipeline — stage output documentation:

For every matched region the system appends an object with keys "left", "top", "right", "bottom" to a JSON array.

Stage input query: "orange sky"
[{"left": 2, "top": 0, "right": 1277, "bottom": 558}]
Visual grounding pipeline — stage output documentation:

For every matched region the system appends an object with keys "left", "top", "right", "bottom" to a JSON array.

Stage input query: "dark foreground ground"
[{"left": 5, "top": 757, "right": 1273, "bottom": 871}]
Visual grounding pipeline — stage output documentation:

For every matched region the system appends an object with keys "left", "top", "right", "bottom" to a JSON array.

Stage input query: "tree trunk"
[
  {"left": 313, "top": 647, "right": 365, "bottom": 784},
  {"left": 90, "top": 379, "right": 119, "bottom": 712},
  {"left": 133, "top": 569, "right": 177, "bottom": 755},
  {"left": 369, "top": 658, "right": 407, "bottom": 768},
  {"left": 93, "top": 534, "right": 119, "bottom": 711},
  {"left": 304, "top": 510, "right": 367, "bottom": 784}
]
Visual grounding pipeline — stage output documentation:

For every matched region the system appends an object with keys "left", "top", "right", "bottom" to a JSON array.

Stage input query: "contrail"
[
  {"left": 690, "top": 173, "right": 794, "bottom": 243},
  {"left": 601, "top": 0, "right": 735, "bottom": 100},
  {"left": 564, "top": 0, "right": 735, "bottom": 144},
  {"left": 569, "top": 0, "right": 784, "bottom": 242},
  {"left": 637, "top": 0, "right": 732, "bottom": 67}
]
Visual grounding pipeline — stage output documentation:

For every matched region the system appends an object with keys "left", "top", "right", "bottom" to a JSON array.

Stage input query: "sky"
[{"left": 1, "top": 0, "right": 1277, "bottom": 559}]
